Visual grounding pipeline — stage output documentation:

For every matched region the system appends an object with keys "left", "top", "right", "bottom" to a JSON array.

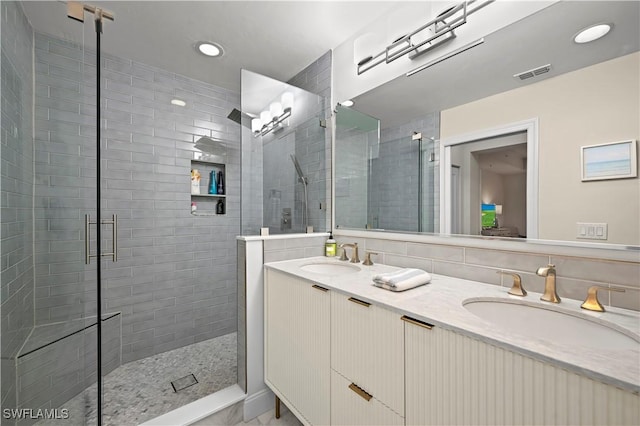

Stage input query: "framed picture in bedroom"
[{"left": 581, "top": 140, "right": 637, "bottom": 181}]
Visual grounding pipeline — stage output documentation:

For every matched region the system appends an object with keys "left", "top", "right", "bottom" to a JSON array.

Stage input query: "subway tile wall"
[
  {"left": 33, "top": 32, "right": 241, "bottom": 363},
  {"left": 287, "top": 51, "right": 332, "bottom": 232},
  {"left": 334, "top": 235, "right": 640, "bottom": 311},
  {"left": 262, "top": 235, "right": 327, "bottom": 263},
  {"left": 1, "top": 0, "right": 35, "bottom": 413},
  {"left": 15, "top": 315, "right": 121, "bottom": 425},
  {"left": 371, "top": 113, "right": 440, "bottom": 232}
]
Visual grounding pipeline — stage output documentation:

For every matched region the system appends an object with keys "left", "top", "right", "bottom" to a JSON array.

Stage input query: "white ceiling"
[
  {"left": 352, "top": 1, "right": 640, "bottom": 128},
  {"left": 21, "top": 0, "right": 397, "bottom": 92}
]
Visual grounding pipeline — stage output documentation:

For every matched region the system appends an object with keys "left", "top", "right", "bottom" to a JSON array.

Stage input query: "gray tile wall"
[
  {"left": 263, "top": 235, "right": 327, "bottom": 263},
  {"left": 287, "top": 51, "right": 331, "bottom": 232},
  {"left": 334, "top": 235, "right": 640, "bottom": 311},
  {"left": 1, "top": 0, "right": 34, "bottom": 414},
  {"left": 33, "top": 32, "right": 240, "bottom": 364},
  {"left": 371, "top": 113, "right": 440, "bottom": 232},
  {"left": 15, "top": 315, "right": 121, "bottom": 425}
]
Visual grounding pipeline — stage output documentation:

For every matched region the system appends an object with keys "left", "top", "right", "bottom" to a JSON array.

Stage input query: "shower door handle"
[{"left": 85, "top": 214, "right": 118, "bottom": 264}]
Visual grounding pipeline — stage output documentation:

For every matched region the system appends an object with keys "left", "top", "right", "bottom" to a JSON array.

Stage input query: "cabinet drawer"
[
  {"left": 331, "top": 369, "right": 403, "bottom": 426},
  {"left": 331, "top": 292, "right": 404, "bottom": 416}
]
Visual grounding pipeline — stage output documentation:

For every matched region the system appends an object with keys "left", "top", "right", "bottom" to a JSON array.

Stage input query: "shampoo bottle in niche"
[
  {"left": 216, "top": 200, "right": 225, "bottom": 215},
  {"left": 208, "top": 170, "right": 217, "bottom": 194},
  {"left": 325, "top": 233, "right": 337, "bottom": 257},
  {"left": 216, "top": 171, "right": 224, "bottom": 195},
  {"left": 191, "top": 169, "right": 201, "bottom": 195}
]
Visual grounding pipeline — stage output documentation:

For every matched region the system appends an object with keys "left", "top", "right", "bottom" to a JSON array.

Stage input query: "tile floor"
[{"left": 36, "top": 332, "right": 237, "bottom": 426}]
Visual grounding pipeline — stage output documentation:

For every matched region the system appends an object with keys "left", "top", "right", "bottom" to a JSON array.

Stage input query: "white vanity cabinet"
[
  {"left": 264, "top": 269, "right": 330, "bottom": 425},
  {"left": 404, "top": 317, "right": 640, "bottom": 426},
  {"left": 330, "top": 292, "right": 405, "bottom": 425}
]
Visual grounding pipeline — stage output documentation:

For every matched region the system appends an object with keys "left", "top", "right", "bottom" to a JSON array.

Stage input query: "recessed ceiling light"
[
  {"left": 171, "top": 99, "right": 186, "bottom": 107},
  {"left": 574, "top": 24, "right": 611, "bottom": 44},
  {"left": 341, "top": 100, "right": 354, "bottom": 107},
  {"left": 196, "top": 41, "right": 224, "bottom": 57}
]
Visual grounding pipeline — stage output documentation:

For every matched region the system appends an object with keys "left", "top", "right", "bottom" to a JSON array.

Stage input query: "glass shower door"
[{"left": 1, "top": 9, "right": 103, "bottom": 425}]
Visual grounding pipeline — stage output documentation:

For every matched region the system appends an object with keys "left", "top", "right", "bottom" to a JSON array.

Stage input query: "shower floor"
[{"left": 37, "top": 332, "right": 237, "bottom": 426}]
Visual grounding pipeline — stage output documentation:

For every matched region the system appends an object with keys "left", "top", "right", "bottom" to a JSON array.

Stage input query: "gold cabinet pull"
[
  {"left": 348, "top": 383, "right": 372, "bottom": 402},
  {"left": 348, "top": 297, "right": 370, "bottom": 307},
  {"left": 312, "top": 284, "right": 329, "bottom": 292},
  {"left": 401, "top": 315, "right": 434, "bottom": 329}
]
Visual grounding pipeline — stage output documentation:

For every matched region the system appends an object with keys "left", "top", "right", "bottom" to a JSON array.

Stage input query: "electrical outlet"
[{"left": 576, "top": 222, "right": 608, "bottom": 240}]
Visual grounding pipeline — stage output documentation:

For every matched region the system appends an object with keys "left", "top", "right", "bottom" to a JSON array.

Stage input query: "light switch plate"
[{"left": 576, "top": 222, "right": 608, "bottom": 240}]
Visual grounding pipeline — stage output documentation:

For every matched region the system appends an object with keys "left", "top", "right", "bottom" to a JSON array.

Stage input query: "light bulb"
[{"left": 269, "top": 102, "right": 283, "bottom": 117}]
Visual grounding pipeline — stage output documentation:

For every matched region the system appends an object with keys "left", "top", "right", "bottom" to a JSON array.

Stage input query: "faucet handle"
[
  {"left": 497, "top": 270, "right": 527, "bottom": 297},
  {"left": 581, "top": 285, "right": 626, "bottom": 312},
  {"left": 362, "top": 251, "right": 379, "bottom": 266}
]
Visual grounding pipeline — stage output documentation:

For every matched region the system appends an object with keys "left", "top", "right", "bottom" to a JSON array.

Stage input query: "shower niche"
[{"left": 190, "top": 159, "right": 226, "bottom": 216}]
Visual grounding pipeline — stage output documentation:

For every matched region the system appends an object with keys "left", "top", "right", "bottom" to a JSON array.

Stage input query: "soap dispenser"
[{"left": 325, "top": 233, "right": 337, "bottom": 257}]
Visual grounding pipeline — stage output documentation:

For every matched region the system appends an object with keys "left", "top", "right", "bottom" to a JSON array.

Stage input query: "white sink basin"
[
  {"left": 299, "top": 262, "right": 361, "bottom": 275},
  {"left": 463, "top": 298, "right": 640, "bottom": 350}
]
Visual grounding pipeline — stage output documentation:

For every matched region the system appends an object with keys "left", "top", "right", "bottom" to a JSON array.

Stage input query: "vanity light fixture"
[
  {"left": 574, "top": 23, "right": 611, "bottom": 44},
  {"left": 253, "top": 93, "right": 294, "bottom": 137},
  {"left": 196, "top": 41, "right": 224, "bottom": 57},
  {"left": 406, "top": 38, "right": 484, "bottom": 77},
  {"left": 171, "top": 99, "right": 186, "bottom": 107},
  {"left": 356, "top": 0, "right": 494, "bottom": 75}
]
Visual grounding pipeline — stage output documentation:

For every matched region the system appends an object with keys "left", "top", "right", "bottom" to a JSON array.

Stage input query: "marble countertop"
[{"left": 264, "top": 256, "right": 640, "bottom": 394}]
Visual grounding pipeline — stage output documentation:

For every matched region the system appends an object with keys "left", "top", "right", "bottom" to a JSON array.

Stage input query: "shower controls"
[{"left": 281, "top": 208, "right": 292, "bottom": 231}]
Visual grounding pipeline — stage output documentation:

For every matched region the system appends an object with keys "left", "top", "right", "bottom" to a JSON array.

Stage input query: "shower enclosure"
[
  {"left": 2, "top": 2, "right": 240, "bottom": 425},
  {"left": 334, "top": 105, "right": 440, "bottom": 232},
  {"left": 240, "top": 69, "right": 328, "bottom": 235}
]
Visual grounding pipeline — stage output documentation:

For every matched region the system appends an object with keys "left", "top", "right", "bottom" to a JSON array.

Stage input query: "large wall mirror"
[{"left": 334, "top": 1, "right": 639, "bottom": 247}]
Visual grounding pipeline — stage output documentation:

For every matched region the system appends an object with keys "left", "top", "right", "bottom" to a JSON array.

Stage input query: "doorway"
[{"left": 440, "top": 118, "right": 539, "bottom": 238}]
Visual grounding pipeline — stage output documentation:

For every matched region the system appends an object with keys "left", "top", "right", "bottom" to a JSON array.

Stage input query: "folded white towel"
[{"left": 372, "top": 268, "right": 431, "bottom": 291}]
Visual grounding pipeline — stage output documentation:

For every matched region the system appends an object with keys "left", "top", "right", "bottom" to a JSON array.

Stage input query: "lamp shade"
[
  {"left": 260, "top": 111, "right": 272, "bottom": 124},
  {"left": 251, "top": 118, "right": 261, "bottom": 133},
  {"left": 269, "top": 102, "right": 283, "bottom": 117},
  {"left": 281, "top": 92, "right": 294, "bottom": 110}
]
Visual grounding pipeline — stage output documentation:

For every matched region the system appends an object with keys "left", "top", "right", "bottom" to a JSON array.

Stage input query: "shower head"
[
  {"left": 226, "top": 108, "right": 254, "bottom": 129},
  {"left": 290, "top": 154, "right": 308, "bottom": 185}
]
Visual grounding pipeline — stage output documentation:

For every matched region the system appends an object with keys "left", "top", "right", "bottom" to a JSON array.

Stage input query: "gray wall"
[
  {"left": 33, "top": 32, "right": 240, "bottom": 363},
  {"left": 1, "top": 0, "right": 35, "bottom": 413},
  {"left": 371, "top": 113, "right": 440, "bottom": 232}
]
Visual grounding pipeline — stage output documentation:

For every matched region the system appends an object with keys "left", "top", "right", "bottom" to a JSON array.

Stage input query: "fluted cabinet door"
[
  {"left": 330, "top": 292, "right": 404, "bottom": 417},
  {"left": 264, "top": 269, "right": 330, "bottom": 425},
  {"left": 404, "top": 319, "right": 640, "bottom": 426}
]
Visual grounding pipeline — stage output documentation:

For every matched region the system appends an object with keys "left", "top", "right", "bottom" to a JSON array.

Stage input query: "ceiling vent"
[{"left": 513, "top": 64, "right": 551, "bottom": 81}]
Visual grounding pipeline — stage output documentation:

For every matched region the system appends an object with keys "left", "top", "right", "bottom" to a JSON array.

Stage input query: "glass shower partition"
[
  {"left": 334, "top": 105, "right": 379, "bottom": 230},
  {"left": 240, "top": 69, "right": 328, "bottom": 235},
  {"left": 1, "top": 6, "right": 110, "bottom": 425}
]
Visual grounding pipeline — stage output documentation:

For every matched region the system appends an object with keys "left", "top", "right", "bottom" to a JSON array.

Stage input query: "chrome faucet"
[
  {"left": 339, "top": 243, "right": 360, "bottom": 263},
  {"left": 536, "top": 264, "right": 560, "bottom": 303}
]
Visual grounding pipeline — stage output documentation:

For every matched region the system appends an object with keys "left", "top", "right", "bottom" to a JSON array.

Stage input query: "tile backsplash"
[{"left": 334, "top": 234, "right": 640, "bottom": 311}]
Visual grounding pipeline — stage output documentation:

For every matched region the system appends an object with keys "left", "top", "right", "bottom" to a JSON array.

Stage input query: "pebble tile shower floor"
[{"left": 36, "top": 332, "right": 237, "bottom": 426}]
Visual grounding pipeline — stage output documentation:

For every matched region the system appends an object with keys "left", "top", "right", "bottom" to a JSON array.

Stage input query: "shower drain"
[{"left": 171, "top": 374, "right": 198, "bottom": 392}]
